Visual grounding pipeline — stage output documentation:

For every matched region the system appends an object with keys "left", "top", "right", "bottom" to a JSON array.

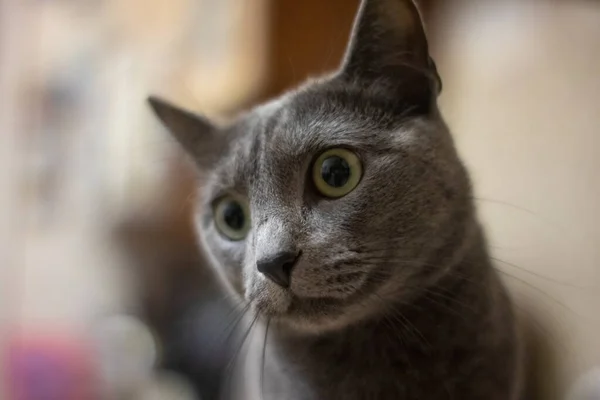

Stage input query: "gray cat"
[{"left": 148, "top": 0, "right": 523, "bottom": 398}]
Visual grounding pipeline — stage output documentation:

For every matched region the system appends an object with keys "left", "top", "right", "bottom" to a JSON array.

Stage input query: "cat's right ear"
[{"left": 148, "top": 96, "right": 224, "bottom": 167}]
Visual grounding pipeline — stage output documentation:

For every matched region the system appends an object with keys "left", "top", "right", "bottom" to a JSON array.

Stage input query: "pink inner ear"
[{"left": 4, "top": 334, "right": 98, "bottom": 400}]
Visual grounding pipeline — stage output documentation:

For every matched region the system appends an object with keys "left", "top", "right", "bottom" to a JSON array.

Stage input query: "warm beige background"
[
  {"left": 2, "top": 0, "right": 599, "bottom": 399},
  {"left": 435, "top": 1, "right": 600, "bottom": 397}
]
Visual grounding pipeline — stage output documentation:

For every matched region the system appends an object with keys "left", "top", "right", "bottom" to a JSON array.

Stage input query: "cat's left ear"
[
  {"left": 148, "top": 96, "right": 225, "bottom": 167},
  {"left": 339, "top": 0, "right": 442, "bottom": 107}
]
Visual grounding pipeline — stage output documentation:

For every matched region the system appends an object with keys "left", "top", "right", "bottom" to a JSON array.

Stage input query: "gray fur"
[{"left": 149, "top": 0, "right": 522, "bottom": 398}]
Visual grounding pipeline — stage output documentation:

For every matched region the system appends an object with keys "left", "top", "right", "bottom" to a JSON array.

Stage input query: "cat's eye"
[
  {"left": 312, "top": 148, "right": 362, "bottom": 198},
  {"left": 213, "top": 195, "right": 251, "bottom": 241}
]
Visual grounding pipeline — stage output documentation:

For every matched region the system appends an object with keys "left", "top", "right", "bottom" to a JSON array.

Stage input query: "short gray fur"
[{"left": 148, "top": 0, "right": 523, "bottom": 398}]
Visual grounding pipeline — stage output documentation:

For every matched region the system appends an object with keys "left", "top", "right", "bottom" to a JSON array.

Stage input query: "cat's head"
[{"left": 149, "top": 0, "right": 475, "bottom": 333}]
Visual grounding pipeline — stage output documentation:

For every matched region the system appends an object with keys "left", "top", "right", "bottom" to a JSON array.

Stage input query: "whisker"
[
  {"left": 261, "top": 318, "right": 271, "bottom": 400},
  {"left": 419, "top": 292, "right": 470, "bottom": 322},
  {"left": 213, "top": 302, "right": 252, "bottom": 349},
  {"left": 224, "top": 312, "right": 260, "bottom": 400},
  {"left": 495, "top": 270, "right": 585, "bottom": 319},
  {"left": 472, "top": 196, "right": 568, "bottom": 235},
  {"left": 373, "top": 292, "right": 432, "bottom": 352},
  {"left": 420, "top": 287, "right": 477, "bottom": 313},
  {"left": 491, "top": 256, "right": 593, "bottom": 289}
]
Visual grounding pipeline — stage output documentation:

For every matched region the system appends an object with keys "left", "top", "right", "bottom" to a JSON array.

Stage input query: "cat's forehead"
[{"left": 206, "top": 83, "right": 423, "bottom": 196}]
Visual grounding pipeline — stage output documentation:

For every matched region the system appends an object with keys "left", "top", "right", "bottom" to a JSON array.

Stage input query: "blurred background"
[{"left": 1, "top": 0, "right": 599, "bottom": 399}]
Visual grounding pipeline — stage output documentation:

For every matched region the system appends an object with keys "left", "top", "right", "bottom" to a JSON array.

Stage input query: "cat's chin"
[
  {"left": 276, "top": 312, "right": 360, "bottom": 335},
  {"left": 251, "top": 294, "right": 374, "bottom": 334}
]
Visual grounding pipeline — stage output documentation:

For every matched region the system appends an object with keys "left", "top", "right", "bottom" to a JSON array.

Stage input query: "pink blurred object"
[{"left": 3, "top": 333, "right": 99, "bottom": 400}]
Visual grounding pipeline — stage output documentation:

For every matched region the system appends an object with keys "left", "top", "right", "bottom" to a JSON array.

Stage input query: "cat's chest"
[
  {"left": 238, "top": 322, "right": 518, "bottom": 400},
  {"left": 240, "top": 330, "right": 442, "bottom": 400},
  {"left": 258, "top": 355, "right": 448, "bottom": 400}
]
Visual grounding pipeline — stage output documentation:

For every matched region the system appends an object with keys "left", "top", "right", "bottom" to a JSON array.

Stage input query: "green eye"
[
  {"left": 312, "top": 148, "right": 362, "bottom": 198},
  {"left": 213, "top": 195, "right": 250, "bottom": 241}
]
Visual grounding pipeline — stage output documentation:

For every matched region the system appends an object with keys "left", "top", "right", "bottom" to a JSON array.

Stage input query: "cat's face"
[{"left": 149, "top": 0, "right": 473, "bottom": 333}]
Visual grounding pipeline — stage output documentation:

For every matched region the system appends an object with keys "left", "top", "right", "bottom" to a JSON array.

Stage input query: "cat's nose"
[{"left": 256, "top": 251, "right": 299, "bottom": 288}]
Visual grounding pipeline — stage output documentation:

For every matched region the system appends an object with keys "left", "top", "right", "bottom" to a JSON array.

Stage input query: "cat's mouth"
[
  {"left": 250, "top": 290, "right": 340, "bottom": 316},
  {"left": 248, "top": 282, "right": 374, "bottom": 332},
  {"left": 287, "top": 296, "right": 347, "bottom": 320},
  {"left": 251, "top": 295, "right": 346, "bottom": 331}
]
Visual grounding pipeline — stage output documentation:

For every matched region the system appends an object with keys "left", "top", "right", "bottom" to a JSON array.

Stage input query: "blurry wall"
[
  {"left": 0, "top": 0, "right": 270, "bottom": 324},
  {"left": 258, "top": 0, "right": 359, "bottom": 101},
  {"left": 1, "top": 0, "right": 600, "bottom": 398},
  {"left": 433, "top": 1, "right": 600, "bottom": 398},
  {"left": 0, "top": 0, "right": 269, "bottom": 398}
]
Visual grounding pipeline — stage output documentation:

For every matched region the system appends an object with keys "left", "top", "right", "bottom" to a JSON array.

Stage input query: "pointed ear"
[
  {"left": 340, "top": 0, "right": 441, "bottom": 107},
  {"left": 148, "top": 96, "right": 224, "bottom": 167}
]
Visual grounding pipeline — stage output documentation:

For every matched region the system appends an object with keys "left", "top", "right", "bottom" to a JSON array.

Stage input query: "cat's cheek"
[
  {"left": 198, "top": 231, "right": 247, "bottom": 298},
  {"left": 288, "top": 263, "right": 327, "bottom": 299}
]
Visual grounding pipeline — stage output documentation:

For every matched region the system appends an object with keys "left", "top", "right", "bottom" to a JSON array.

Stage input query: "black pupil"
[
  {"left": 321, "top": 156, "right": 351, "bottom": 188},
  {"left": 223, "top": 201, "right": 245, "bottom": 231}
]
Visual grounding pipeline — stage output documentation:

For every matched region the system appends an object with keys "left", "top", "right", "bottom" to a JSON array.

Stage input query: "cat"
[{"left": 148, "top": 0, "right": 523, "bottom": 398}]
